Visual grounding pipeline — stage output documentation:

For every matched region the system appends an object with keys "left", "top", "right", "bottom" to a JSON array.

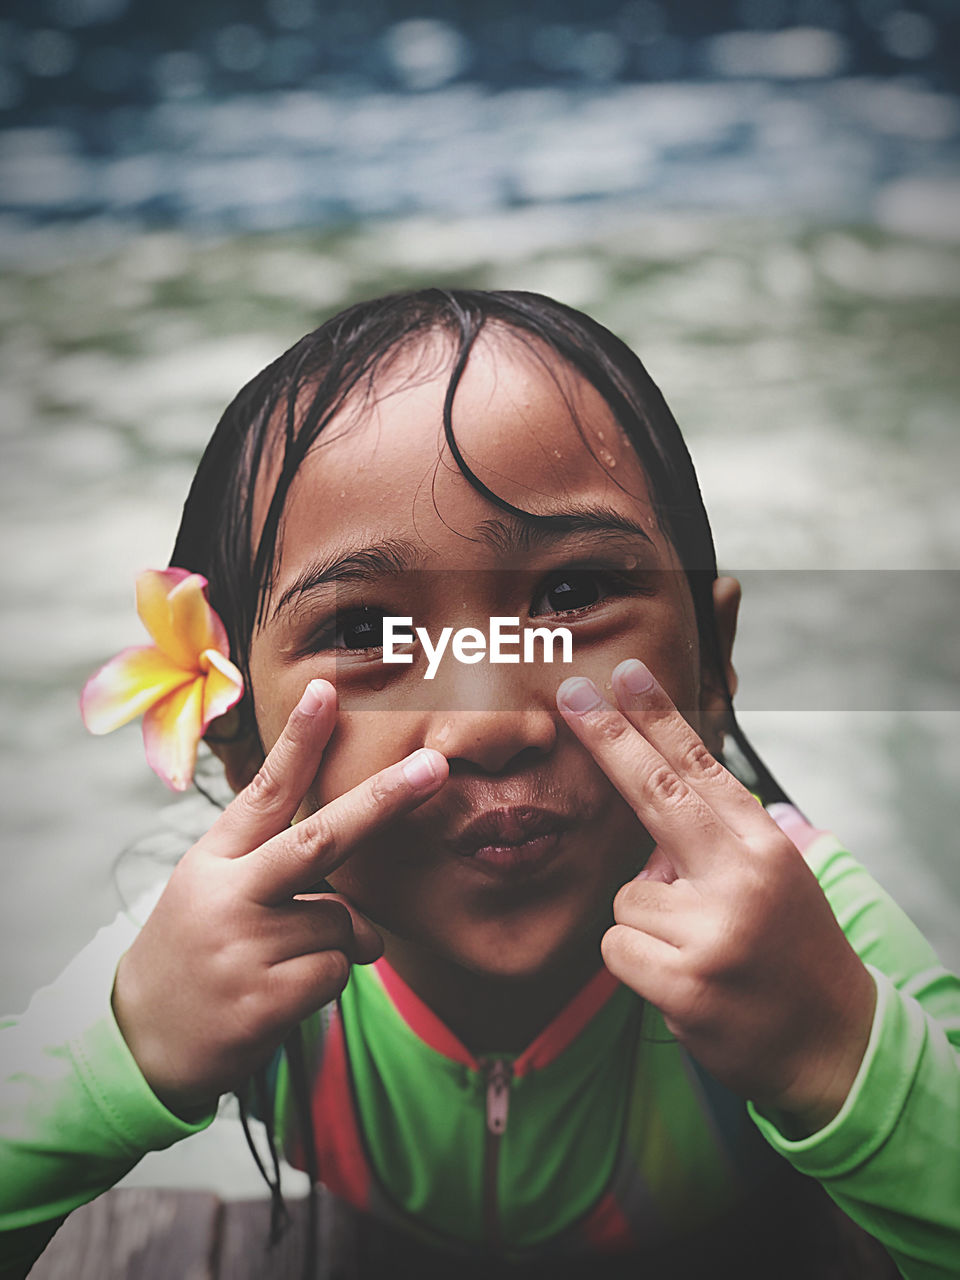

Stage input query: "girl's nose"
[{"left": 423, "top": 686, "right": 558, "bottom": 775}]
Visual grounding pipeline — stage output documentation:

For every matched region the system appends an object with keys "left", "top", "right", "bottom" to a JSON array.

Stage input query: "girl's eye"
[
  {"left": 326, "top": 608, "right": 386, "bottom": 651},
  {"left": 531, "top": 570, "right": 618, "bottom": 617}
]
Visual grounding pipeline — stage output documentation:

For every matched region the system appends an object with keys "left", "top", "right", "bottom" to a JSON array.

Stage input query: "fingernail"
[
  {"left": 403, "top": 749, "right": 441, "bottom": 791},
  {"left": 617, "top": 659, "right": 654, "bottom": 695},
  {"left": 299, "top": 679, "right": 328, "bottom": 716},
  {"left": 558, "top": 677, "right": 603, "bottom": 716}
]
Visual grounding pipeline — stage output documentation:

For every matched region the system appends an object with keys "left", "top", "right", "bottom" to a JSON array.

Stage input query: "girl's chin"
[{"left": 386, "top": 915, "right": 610, "bottom": 987}]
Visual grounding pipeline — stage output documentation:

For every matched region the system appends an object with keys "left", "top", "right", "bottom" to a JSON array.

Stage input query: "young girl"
[{"left": 2, "top": 290, "right": 958, "bottom": 1279}]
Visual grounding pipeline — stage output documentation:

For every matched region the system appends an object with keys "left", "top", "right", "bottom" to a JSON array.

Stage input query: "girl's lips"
[
  {"left": 462, "top": 830, "right": 565, "bottom": 876},
  {"left": 451, "top": 807, "right": 574, "bottom": 876}
]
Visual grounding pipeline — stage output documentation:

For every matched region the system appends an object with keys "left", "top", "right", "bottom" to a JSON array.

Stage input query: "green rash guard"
[{"left": 2, "top": 805, "right": 960, "bottom": 1277}]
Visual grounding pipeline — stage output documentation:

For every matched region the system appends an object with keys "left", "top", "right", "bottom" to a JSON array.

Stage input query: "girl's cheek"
[
  {"left": 578, "top": 623, "right": 698, "bottom": 711},
  {"left": 310, "top": 709, "right": 422, "bottom": 805}
]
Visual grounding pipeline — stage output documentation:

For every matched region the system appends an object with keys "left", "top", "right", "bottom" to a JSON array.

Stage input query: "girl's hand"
[
  {"left": 111, "top": 679, "right": 447, "bottom": 1119},
  {"left": 557, "top": 660, "right": 877, "bottom": 1135}
]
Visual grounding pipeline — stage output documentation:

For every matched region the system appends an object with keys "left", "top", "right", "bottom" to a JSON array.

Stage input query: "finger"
[
  {"left": 600, "top": 924, "right": 684, "bottom": 1010},
  {"left": 268, "top": 896, "right": 357, "bottom": 962},
  {"left": 557, "top": 676, "right": 730, "bottom": 878},
  {"left": 286, "top": 893, "right": 384, "bottom": 965},
  {"left": 210, "top": 679, "right": 338, "bottom": 856},
  {"left": 243, "top": 747, "right": 448, "bottom": 903},
  {"left": 635, "top": 845, "right": 678, "bottom": 884},
  {"left": 611, "top": 659, "right": 770, "bottom": 841},
  {"left": 612, "top": 877, "right": 692, "bottom": 947},
  {"left": 268, "top": 949, "right": 353, "bottom": 1025}
]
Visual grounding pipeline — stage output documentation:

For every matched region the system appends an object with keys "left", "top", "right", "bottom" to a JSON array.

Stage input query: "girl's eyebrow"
[
  {"left": 473, "top": 505, "right": 657, "bottom": 557},
  {"left": 272, "top": 506, "right": 657, "bottom": 621},
  {"left": 272, "top": 538, "right": 424, "bottom": 619}
]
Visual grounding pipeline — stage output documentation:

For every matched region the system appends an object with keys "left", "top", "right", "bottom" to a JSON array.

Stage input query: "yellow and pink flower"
[{"left": 81, "top": 568, "right": 244, "bottom": 791}]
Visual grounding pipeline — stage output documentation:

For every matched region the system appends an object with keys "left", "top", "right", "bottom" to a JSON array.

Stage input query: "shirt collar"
[{"left": 370, "top": 956, "right": 622, "bottom": 1077}]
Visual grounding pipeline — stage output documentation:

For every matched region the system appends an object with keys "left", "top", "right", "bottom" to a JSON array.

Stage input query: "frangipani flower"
[{"left": 81, "top": 568, "right": 244, "bottom": 792}]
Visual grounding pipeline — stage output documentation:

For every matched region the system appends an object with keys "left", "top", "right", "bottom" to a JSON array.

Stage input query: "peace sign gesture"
[
  {"left": 111, "top": 679, "right": 447, "bottom": 1119},
  {"left": 557, "top": 660, "right": 877, "bottom": 1135}
]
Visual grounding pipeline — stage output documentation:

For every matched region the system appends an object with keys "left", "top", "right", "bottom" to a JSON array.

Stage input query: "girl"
[{"left": 2, "top": 290, "right": 958, "bottom": 1279}]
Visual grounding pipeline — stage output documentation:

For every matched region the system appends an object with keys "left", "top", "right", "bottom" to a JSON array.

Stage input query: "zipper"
[{"left": 482, "top": 1058, "right": 512, "bottom": 1250}]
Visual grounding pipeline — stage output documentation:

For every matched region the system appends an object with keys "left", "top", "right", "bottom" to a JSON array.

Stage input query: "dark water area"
[
  {"left": 3, "top": 0, "right": 959, "bottom": 120},
  {"left": 1, "top": 1, "right": 959, "bottom": 236}
]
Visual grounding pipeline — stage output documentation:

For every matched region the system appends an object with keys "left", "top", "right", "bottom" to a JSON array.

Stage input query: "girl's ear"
[
  {"left": 700, "top": 575, "right": 741, "bottom": 754},
  {"left": 204, "top": 708, "right": 265, "bottom": 795},
  {"left": 712, "top": 575, "right": 740, "bottom": 699}
]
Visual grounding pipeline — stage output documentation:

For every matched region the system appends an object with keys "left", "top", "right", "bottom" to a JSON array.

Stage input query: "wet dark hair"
[{"left": 169, "top": 287, "right": 790, "bottom": 1264}]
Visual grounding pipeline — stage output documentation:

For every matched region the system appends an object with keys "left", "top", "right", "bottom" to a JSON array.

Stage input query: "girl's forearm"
[
  {"left": 0, "top": 911, "right": 215, "bottom": 1263},
  {"left": 750, "top": 836, "right": 960, "bottom": 1280}
]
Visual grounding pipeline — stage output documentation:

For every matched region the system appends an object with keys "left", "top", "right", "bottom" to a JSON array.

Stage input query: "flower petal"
[
  {"left": 200, "top": 649, "right": 245, "bottom": 731},
  {"left": 136, "top": 569, "right": 197, "bottom": 668},
  {"left": 168, "top": 573, "right": 229, "bottom": 658},
  {"left": 80, "top": 646, "right": 194, "bottom": 736},
  {"left": 136, "top": 569, "right": 227, "bottom": 668},
  {"left": 142, "top": 678, "right": 205, "bottom": 791}
]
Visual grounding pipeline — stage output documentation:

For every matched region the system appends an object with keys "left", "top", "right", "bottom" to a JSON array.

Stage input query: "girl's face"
[{"left": 245, "top": 331, "right": 718, "bottom": 982}]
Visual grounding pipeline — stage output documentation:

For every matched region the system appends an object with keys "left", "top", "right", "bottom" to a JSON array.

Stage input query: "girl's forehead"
[{"left": 276, "top": 332, "right": 661, "bottom": 569}]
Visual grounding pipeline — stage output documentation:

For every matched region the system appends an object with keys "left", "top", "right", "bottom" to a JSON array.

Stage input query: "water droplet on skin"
[
  {"left": 599, "top": 449, "right": 616, "bottom": 467},
  {"left": 552, "top": 449, "right": 563, "bottom": 458},
  {"left": 596, "top": 430, "right": 606, "bottom": 442},
  {"left": 339, "top": 490, "right": 346, "bottom": 498}
]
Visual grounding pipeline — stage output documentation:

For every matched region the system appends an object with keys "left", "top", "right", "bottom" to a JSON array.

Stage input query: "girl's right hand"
[{"left": 110, "top": 678, "right": 447, "bottom": 1119}]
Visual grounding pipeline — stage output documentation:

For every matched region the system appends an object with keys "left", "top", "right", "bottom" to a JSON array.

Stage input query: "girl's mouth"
[{"left": 452, "top": 807, "right": 574, "bottom": 876}]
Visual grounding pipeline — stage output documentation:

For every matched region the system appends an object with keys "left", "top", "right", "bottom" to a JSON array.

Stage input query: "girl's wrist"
[{"left": 764, "top": 965, "right": 877, "bottom": 1138}]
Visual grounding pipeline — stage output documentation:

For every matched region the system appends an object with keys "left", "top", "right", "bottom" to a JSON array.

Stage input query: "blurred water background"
[{"left": 1, "top": 0, "right": 958, "bottom": 1195}]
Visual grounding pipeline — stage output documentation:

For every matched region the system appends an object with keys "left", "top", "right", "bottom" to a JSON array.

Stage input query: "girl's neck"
[{"left": 378, "top": 933, "right": 606, "bottom": 1056}]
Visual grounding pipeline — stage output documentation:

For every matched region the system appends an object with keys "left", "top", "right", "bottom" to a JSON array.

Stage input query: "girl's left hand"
[{"left": 557, "top": 659, "right": 877, "bottom": 1135}]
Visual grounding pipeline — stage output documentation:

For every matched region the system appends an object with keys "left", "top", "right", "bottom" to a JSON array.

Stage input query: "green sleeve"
[
  {"left": 748, "top": 829, "right": 960, "bottom": 1280},
  {"left": 0, "top": 910, "right": 216, "bottom": 1277}
]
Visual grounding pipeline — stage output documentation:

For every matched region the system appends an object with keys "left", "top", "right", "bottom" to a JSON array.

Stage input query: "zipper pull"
[{"left": 485, "top": 1058, "right": 512, "bottom": 1135}]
